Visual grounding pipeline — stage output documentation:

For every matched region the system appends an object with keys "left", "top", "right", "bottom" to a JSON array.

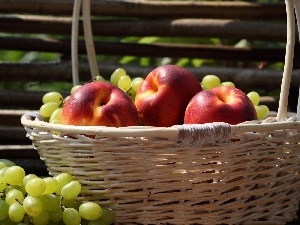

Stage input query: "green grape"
[
  {"left": 127, "top": 88, "right": 136, "bottom": 101},
  {"left": 25, "top": 177, "right": 46, "bottom": 197},
  {"left": 131, "top": 77, "right": 144, "bottom": 92},
  {"left": 49, "top": 108, "right": 63, "bottom": 124},
  {"left": 70, "top": 85, "right": 82, "bottom": 95},
  {"left": 61, "top": 180, "right": 81, "bottom": 200},
  {"left": 247, "top": 91, "right": 260, "bottom": 106},
  {"left": 95, "top": 75, "right": 106, "bottom": 82},
  {"left": 3, "top": 166, "right": 25, "bottom": 186},
  {"left": 201, "top": 75, "right": 221, "bottom": 89},
  {"left": 0, "top": 167, "right": 8, "bottom": 177},
  {"left": 0, "top": 176, "right": 7, "bottom": 192},
  {"left": 39, "top": 194, "right": 60, "bottom": 211},
  {"left": 220, "top": 81, "right": 235, "bottom": 88},
  {"left": 0, "top": 162, "right": 7, "bottom": 169},
  {"left": 4, "top": 185, "right": 13, "bottom": 194},
  {"left": 22, "top": 174, "right": 38, "bottom": 189},
  {"left": 13, "top": 185, "right": 26, "bottom": 196},
  {"left": 110, "top": 68, "right": 126, "bottom": 86},
  {"left": 0, "top": 199, "right": 9, "bottom": 221},
  {"left": 48, "top": 206, "right": 63, "bottom": 222},
  {"left": 63, "top": 208, "right": 81, "bottom": 225},
  {"left": 0, "top": 159, "right": 16, "bottom": 167},
  {"left": 118, "top": 75, "right": 132, "bottom": 92},
  {"left": 8, "top": 201, "right": 25, "bottom": 222},
  {"left": 88, "top": 208, "right": 115, "bottom": 225},
  {"left": 23, "top": 196, "right": 43, "bottom": 217},
  {"left": 40, "top": 102, "right": 60, "bottom": 118},
  {"left": 49, "top": 119, "right": 61, "bottom": 124},
  {"left": 32, "top": 210, "right": 50, "bottom": 225},
  {"left": 43, "top": 177, "right": 58, "bottom": 195},
  {"left": 79, "top": 202, "right": 102, "bottom": 221},
  {"left": 5, "top": 189, "right": 24, "bottom": 205},
  {"left": 255, "top": 105, "right": 269, "bottom": 120},
  {"left": 42, "top": 92, "right": 63, "bottom": 105},
  {"left": 54, "top": 173, "right": 73, "bottom": 195}
]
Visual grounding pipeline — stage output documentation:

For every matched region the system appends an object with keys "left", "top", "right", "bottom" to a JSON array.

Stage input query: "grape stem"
[{"left": 277, "top": 0, "right": 295, "bottom": 122}]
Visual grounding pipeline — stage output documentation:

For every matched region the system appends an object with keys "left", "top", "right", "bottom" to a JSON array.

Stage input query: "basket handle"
[
  {"left": 71, "top": 0, "right": 99, "bottom": 86},
  {"left": 71, "top": 0, "right": 81, "bottom": 86},
  {"left": 294, "top": 1, "right": 300, "bottom": 120},
  {"left": 277, "top": 0, "right": 295, "bottom": 122}
]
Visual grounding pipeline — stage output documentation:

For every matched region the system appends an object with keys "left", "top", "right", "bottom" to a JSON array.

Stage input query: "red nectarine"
[
  {"left": 61, "top": 81, "right": 139, "bottom": 127},
  {"left": 135, "top": 65, "right": 202, "bottom": 127},
  {"left": 184, "top": 86, "right": 257, "bottom": 125}
]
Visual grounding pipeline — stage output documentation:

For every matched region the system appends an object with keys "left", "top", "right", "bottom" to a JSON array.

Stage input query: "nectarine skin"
[
  {"left": 135, "top": 65, "right": 202, "bottom": 127},
  {"left": 61, "top": 81, "right": 139, "bottom": 127},
  {"left": 184, "top": 86, "right": 257, "bottom": 125}
]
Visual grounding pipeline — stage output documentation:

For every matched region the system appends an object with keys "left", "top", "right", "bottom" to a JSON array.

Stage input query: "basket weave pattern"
[{"left": 22, "top": 113, "right": 300, "bottom": 225}]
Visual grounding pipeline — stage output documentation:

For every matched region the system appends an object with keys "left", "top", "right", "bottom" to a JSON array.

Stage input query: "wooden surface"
[{"left": 0, "top": 0, "right": 286, "bottom": 19}]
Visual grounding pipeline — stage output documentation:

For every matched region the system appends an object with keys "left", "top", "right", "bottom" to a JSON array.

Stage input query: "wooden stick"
[
  {"left": 277, "top": 0, "right": 295, "bottom": 121},
  {"left": 0, "top": 16, "right": 288, "bottom": 42},
  {"left": 0, "top": 0, "right": 286, "bottom": 20}
]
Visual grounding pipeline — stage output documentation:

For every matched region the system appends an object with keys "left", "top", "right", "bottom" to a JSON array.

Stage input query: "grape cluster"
[
  {"left": 0, "top": 159, "right": 115, "bottom": 225},
  {"left": 109, "top": 68, "right": 144, "bottom": 100},
  {"left": 39, "top": 92, "right": 64, "bottom": 124},
  {"left": 200, "top": 74, "right": 269, "bottom": 120},
  {"left": 247, "top": 91, "right": 270, "bottom": 120},
  {"left": 39, "top": 68, "right": 144, "bottom": 124}
]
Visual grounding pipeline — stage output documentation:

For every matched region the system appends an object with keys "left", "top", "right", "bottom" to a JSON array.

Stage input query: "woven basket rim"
[{"left": 21, "top": 111, "right": 300, "bottom": 138}]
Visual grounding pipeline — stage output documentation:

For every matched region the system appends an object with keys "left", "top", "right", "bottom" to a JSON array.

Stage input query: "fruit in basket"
[
  {"left": 201, "top": 74, "right": 221, "bottom": 90},
  {"left": 184, "top": 86, "right": 257, "bottom": 125},
  {"left": 40, "top": 102, "right": 60, "bottom": 119},
  {"left": 42, "top": 91, "right": 64, "bottom": 105},
  {"left": 255, "top": 104, "right": 270, "bottom": 120},
  {"left": 247, "top": 91, "right": 270, "bottom": 120},
  {"left": 135, "top": 64, "right": 202, "bottom": 127},
  {"left": 61, "top": 81, "right": 139, "bottom": 127}
]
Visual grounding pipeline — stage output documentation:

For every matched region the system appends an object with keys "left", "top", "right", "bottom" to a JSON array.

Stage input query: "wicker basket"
[{"left": 21, "top": 1, "right": 300, "bottom": 224}]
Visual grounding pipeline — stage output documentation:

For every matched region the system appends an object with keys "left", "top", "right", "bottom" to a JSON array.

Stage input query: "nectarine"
[
  {"left": 184, "top": 86, "right": 257, "bottom": 125},
  {"left": 135, "top": 65, "right": 202, "bottom": 127},
  {"left": 61, "top": 81, "right": 139, "bottom": 127}
]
